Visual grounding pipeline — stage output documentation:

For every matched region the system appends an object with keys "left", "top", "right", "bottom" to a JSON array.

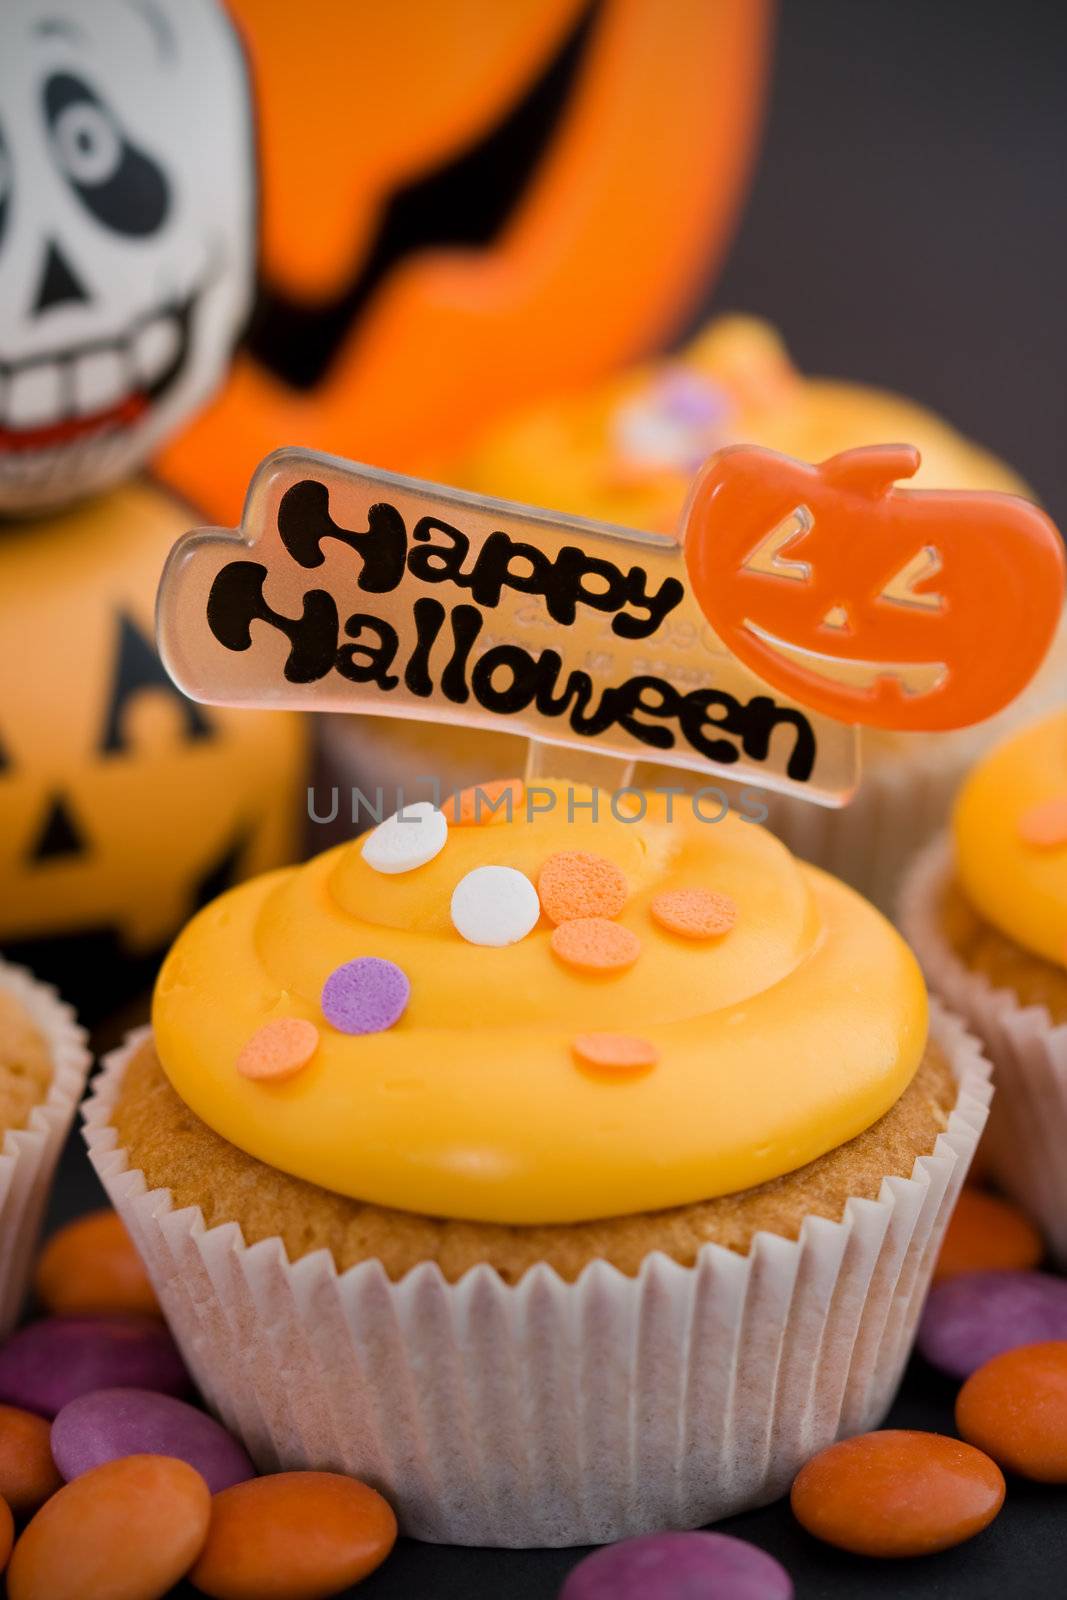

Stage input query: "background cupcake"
[
  {"left": 319, "top": 317, "right": 1065, "bottom": 913},
  {"left": 85, "top": 784, "right": 989, "bottom": 1544},
  {"left": 0, "top": 961, "right": 91, "bottom": 1335},
  {"left": 901, "top": 709, "right": 1067, "bottom": 1264}
]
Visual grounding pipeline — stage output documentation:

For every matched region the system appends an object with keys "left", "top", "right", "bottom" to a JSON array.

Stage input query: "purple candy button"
[
  {"left": 918, "top": 1269, "right": 1067, "bottom": 1379},
  {"left": 0, "top": 1317, "right": 188, "bottom": 1419},
  {"left": 322, "top": 956, "right": 410, "bottom": 1035},
  {"left": 559, "top": 1532, "right": 793, "bottom": 1600},
  {"left": 52, "top": 1388, "right": 255, "bottom": 1493}
]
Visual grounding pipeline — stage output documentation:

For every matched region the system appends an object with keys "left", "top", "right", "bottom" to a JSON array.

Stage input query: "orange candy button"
[
  {"left": 1018, "top": 794, "right": 1067, "bottom": 849},
  {"left": 447, "top": 777, "right": 525, "bottom": 826},
  {"left": 957, "top": 1341, "right": 1067, "bottom": 1481},
  {"left": 539, "top": 851, "right": 629, "bottom": 924},
  {"left": 791, "top": 1430, "right": 1005, "bottom": 1558},
  {"left": 236, "top": 1018, "right": 319, "bottom": 1082},
  {"left": 934, "top": 1187, "right": 1043, "bottom": 1282},
  {"left": 34, "top": 1210, "right": 160, "bottom": 1320},
  {"left": 572, "top": 1033, "right": 659, "bottom": 1074},
  {"left": 651, "top": 887, "right": 737, "bottom": 939},
  {"left": 6, "top": 1455, "right": 210, "bottom": 1600},
  {"left": 0, "top": 1407, "right": 63, "bottom": 1519},
  {"left": 0, "top": 1495, "right": 12, "bottom": 1573},
  {"left": 189, "top": 1471, "right": 397, "bottom": 1600},
  {"left": 551, "top": 918, "right": 641, "bottom": 974}
]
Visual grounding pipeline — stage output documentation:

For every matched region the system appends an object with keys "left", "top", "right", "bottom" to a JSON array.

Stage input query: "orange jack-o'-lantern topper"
[
  {"left": 158, "top": 0, "right": 772, "bottom": 524},
  {"left": 682, "top": 443, "right": 1066, "bottom": 732}
]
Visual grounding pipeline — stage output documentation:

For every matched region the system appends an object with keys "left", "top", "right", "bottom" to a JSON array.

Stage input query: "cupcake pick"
[{"left": 156, "top": 443, "right": 1064, "bottom": 811}]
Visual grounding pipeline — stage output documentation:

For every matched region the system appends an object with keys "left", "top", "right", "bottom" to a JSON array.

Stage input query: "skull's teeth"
[
  {"left": 73, "top": 348, "right": 126, "bottom": 416},
  {"left": 132, "top": 315, "right": 181, "bottom": 386}
]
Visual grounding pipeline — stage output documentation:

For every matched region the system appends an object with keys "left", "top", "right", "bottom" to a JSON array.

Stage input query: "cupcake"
[
  {"left": 319, "top": 316, "right": 1065, "bottom": 912},
  {"left": 84, "top": 784, "right": 989, "bottom": 1545},
  {"left": 901, "top": 710, "right": 1067, "bottom": 1264},
  {"left": 0, "top": 960, "right": 91, "bottom": 1335}
]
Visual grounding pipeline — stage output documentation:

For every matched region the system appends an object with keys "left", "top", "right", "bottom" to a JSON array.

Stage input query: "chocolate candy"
[
  {"left": 957, "top": 1341, "right": 1067, "bottom": 1481},
  {"left": 0, "top": 1406, "right": 63, "bottom": 1517},
  {"left": 933, "top": 1188, "right": 1043, "bottom": 1282},
  {"left": 34, "top": 1212, "right": 160, "bottom": 1320},
  {"left": 791, "top": 1429, "right": 1005, "bottom": 1557},
  {"left": 918, "top": 1270, "right": 1067, "bottom": 1378},
  {"left": 0, "top": 1494, "right": 12, "bottom": 1573},
  {"left": 559, "top": 1532, "right": 793, "bottom": 1599},
  {"left": 189, "top": 1471, "right": 397, "bottom": 1599},
  {"left": 6, "top": 1454, "right": 210, "bottom": 1600},
  {"left": 52, "top": 1389, "right": 255, "bottom": 1495},
  {"left": 0, "top": 1318, "right": 187, "bottom": 1419}
]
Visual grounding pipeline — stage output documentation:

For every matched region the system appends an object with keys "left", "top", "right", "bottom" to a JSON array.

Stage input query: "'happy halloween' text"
[{"left": 205, "top": 479, "right": 816, "bottom": 780}]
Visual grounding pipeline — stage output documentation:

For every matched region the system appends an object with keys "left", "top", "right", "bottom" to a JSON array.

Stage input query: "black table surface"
[{"left": 38, "top": 0, "right": 1067, "bottom": 1594}]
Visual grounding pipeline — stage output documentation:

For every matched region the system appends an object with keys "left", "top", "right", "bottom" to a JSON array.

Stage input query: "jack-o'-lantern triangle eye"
[
  {"left": 878, "top": 545, "right": 945, "bottom": 612},
  {"left": 741, "top": 505, "right": 813, "bottom": 583}
]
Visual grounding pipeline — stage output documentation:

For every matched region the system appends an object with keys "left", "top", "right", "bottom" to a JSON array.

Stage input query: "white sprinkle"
[
  {"left": 361, "top": 802, "right": 448, "bottom": 874},
  {"left": 450, "top": 866, "right": 541, "bottom": 947}
]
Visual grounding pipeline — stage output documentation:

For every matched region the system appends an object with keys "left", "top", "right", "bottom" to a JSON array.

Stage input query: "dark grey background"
[{"left": 46, "top": 0, "right": 1067, "bottom": 1595}]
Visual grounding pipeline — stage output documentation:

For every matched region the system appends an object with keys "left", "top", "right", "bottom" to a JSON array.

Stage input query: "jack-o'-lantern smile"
[
  {"left": 0, "top": 278, "right": 201, "bottom": 458},
  {"left": 742, "top": 618, "right": 948, "bottom": 698}
]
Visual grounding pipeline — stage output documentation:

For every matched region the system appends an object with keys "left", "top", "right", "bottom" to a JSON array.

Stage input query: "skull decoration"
[{"left": 0, "top": 0, "right": 254, "bottom": 513}]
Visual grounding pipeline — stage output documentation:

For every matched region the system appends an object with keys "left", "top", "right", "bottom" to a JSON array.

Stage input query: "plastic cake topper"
[
  {"left": 157, "top": 444, "right": 1065, "bottom": 805},
  {"left": 684, "top": 443, "right": 1067, "bottom": 732}
]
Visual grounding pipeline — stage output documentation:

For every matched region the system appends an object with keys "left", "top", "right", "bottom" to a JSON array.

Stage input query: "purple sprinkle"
[
  {"left": 656, "top": 369, "right": 731, "bottom": 427},
  {"left": 322, "top": 957, "right": 410, "bottom": 1035}
]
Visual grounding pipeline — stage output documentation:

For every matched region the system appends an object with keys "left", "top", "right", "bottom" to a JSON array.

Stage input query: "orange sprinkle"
[
  {"left": 447, "top": 777, "right": 525, "bottom": 826},
  {"left": 572, "top": 1033, "right": 659, "bottom": 1074},
  {"left": 550, "top": 917, "right": 641, "bottom": 973},
  {"left": 1018, "top": 794, "right": 1067, "bottom": 849},
  {"left": 651, "top": 886, "right": 737, "bottom": 939},
  {"left": 539, "top": 851, "right": 629, "bottom": 924},
  {"left": 236, "top": 1018, "right": 319, "bottom": 1081}
]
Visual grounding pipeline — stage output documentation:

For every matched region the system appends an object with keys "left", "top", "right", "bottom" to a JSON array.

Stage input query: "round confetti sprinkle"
[
  {"left": 651, "top": 886, "right": 737, "bottom": 939},
  {"left": 447, "top": 778, "right": 525, "bottom": 826},
  {"left": 1018, "top": 794, "right": 1067, "bottom": 849},
  {"left": 551, "top": 918, "right": 641, "bottom": 973},
  {"left": 322, "top": 958, "right": 410, "bottom": 1034},
  {"left": 539, "top": 851, "right": 629, "bottom": 924},
  {"left": 450, "top": 865, "right": 540, "bottom": 947},
  {"left": 360, "top": 802, "right": 448, "bottom": 874},
  {"left": 572, "top": 1033, "right": 659, "bottom": 1074},
  {"left": 236, "top": 1018, "right": 319, "bottom": 1082}
]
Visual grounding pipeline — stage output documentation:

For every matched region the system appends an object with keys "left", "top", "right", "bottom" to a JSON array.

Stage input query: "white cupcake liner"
[
  {"left": 83, "top": 1008, "right": 989, "bottom": 1547},
  {"left": 0, "top": 960, "right": 91, "bottom": 1337},
  {"left": 901, "top": 838, "right": 1067, "bottom": 1265}
]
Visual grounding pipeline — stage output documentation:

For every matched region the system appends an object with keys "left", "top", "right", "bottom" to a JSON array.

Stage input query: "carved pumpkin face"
[
  {"left": 683, "top": 444, "right": 1067, "bottom": 732},
  {"left": 157, "top": 0, "right": 771, "bottom": 524},
  {"left": 0, "top": 0, "right": 254, "bottom": 513},
  {"left": 0, "top": 480, "right": 304, "bottom": 1019}
]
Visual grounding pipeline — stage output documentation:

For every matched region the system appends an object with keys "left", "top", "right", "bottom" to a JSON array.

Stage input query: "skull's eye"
[
  {"left": 878, "top": 545, "right": 945, "bottom": 612},
  {"left": 43, "top": 73, "right": 169, "bottom": 237},
  {"left": 0, "top": 123, "right": 10, "bottom": 248}
]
